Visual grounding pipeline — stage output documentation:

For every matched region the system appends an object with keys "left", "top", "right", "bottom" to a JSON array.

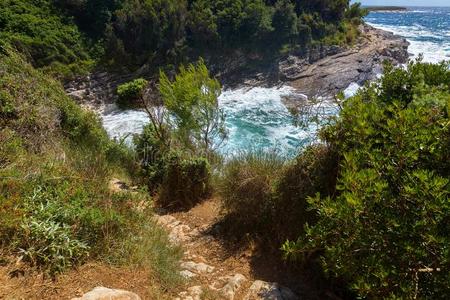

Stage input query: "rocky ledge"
[{"left": 281, "top": 25, "right": 409, "bottom": 98}]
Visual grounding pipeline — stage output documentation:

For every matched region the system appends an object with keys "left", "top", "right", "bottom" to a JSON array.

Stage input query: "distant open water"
[
  {"left": 102, "top": 7, "right": 450, "bottom": 155},
  {"left": 366, "top": 7, "right": 450, "bottom": 63}
]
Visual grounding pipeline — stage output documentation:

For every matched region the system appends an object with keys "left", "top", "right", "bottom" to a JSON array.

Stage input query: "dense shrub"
[
  {"left": 0, "top": 0, "right": 92, "bottom": 77},
  {"left": 117, "top": 78, "right": 148, "bottom": 108},
  {"left": 284, "top": 60, "right": 450, "bottom": 298},
  {"left": 158, "top": 151, "right": 211, "bottom": 209},
  {"left": 272, "top": 144, "right": 338, "bottom": 242},
  {"left": 1, "top": 0, "right": 367, "bottom": 72},
  {"left": 217, "top": 145, "right": 337, "bottom": 244},
  {"left": 135, "top": 125, "right": 211, "bottom": 209},
  {"left": 18, "top": 217, "right": 89, "bottom": 276}
]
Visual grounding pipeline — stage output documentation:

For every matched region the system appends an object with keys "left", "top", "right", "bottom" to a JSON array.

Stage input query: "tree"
[
  {"left": 272, "top": 0, "right": 298, "bottom": 43},
  {"left": 159, "top": 59, "right": 227, "bottom": 153},
  {"left": 107, "top": 0, "right": 187, "bottom": 65}
]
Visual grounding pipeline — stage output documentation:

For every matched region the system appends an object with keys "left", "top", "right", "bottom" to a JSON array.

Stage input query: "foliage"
[
  {"left": 159, "top": 59, "right": 227, "bottom": 152},
  {"left": 105, "top": 206, "right": 184, "bottom": 290},
  {"left": 18, "top": 217, "right": 89, "bottom": 276},
  {"left": 218, "top": 151, "right": 284, "bottom": 231},
  {"left": 158, "top": 151, "right": 211, "bottom": 209},
  {"left": 283, "top": 60, "right": 450, "bottom": 298},
  {"left": 217, "top": 145, "right": 337, "bottom": 245},
  {"left": 0, "top": 48, "right": 181, "bottom": 284},
  {"left": 0, "top": 0, "right": 92, "bottom": 78},
  {"left": 0, "top": 0, "right": 367, "bottom": 71},
  {"left": 105, "top": 0, "right": 188, "bottom": 66},
  {"left": 272, "top": 144, "right": 338, "bottom": 242},
  {"left": 135, "top": 124, "right": 211, "bottom": 209},
  {"left": 117, "top": 78, "right": 148, "bottom": 107}
]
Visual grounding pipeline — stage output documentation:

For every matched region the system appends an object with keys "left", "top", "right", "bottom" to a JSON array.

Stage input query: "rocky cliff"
[{"left": 65, "top": 25, "right": 409, "bottom": 107}]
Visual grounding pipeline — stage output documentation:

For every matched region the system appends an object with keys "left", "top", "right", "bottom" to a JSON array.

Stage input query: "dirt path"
[
  {"left": 154, "top": 199, "right": 299, "bottom": 300},
  {"left": 0, "top": 181, "right": 303, "bottom": 300}
]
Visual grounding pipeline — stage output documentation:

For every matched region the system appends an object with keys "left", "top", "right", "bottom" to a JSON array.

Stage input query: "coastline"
[{"left": 65, "top": 24, "right": 410, "bottom": 110}]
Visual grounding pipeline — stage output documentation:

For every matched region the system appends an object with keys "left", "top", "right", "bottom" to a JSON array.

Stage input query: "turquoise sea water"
[{"left": 102, "top": 7, "right": 450, "bottom": 155}]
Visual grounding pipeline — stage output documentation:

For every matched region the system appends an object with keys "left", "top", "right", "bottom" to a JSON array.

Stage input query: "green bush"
[
  {"left": 0, "top": 0, "right": 92, "bottom": 77},
  {"left": 217, "top": 146, "right": 337, "bottom": 244},
  {"left": 17, "top": 217, "right": 89, "bottom": 276},
  {"left": 159, "top": 151, "right": 211, "bottom": 209},
  {"left": 135, "top": 124, "right": 211, "bottom": 209},
  {"left": 107, "top": 216, "right": 184, "bottom": 290},
  {"left": 283, "top": 60, "right": 450, "bottom": 298},
  {"left": 117, "top": 78, "right": 148, "bottom": 108},
  {"left": 0, "top": 49, "right": 157, "bottom": 276},
  {"left": 272, "top": 144, "right": 338, "bottom": 243}
]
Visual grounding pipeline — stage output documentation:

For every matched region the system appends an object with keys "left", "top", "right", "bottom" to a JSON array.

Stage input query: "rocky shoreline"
[
  {"left": 65, "top": 24, "right": 409, "bottom": 108},
  {"left": 283, "top": 25, "right": 409, "bottom": 98}
]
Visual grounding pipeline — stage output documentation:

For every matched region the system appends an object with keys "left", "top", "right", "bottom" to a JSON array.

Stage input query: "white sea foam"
[
  {"left": 100, "top": 86, "right": 321, "bottom": 153},
  {"left": 366, "top": 22, "right": 450, "bottom": 63},
  {"left": 101, "top": 105, "right": 149, "bottom": 143},
  {"left": 219, "top": 86, "right": 314, "bottom": 154}
]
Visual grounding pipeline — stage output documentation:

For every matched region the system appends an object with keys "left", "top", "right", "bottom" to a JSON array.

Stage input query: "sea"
[{"left": 101, "top": 7, "right": 450, "bottom": 156}]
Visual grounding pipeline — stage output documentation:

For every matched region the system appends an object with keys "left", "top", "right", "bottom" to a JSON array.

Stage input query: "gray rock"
[
  {"left": 244, "top": 280, "right": 298, "bottom": 300},
  {"left": 72, "top": 286, "right": 141, "bottom": 300},
  {"left": 177, "top": 285, "right": 203, "bottom": 300},
  {"left": 180, "top": 261, "right": 215, "bottom": 274},
  {"left": 180, "top": 269, "right": 198, "bottom": 279},
  {"left": 219, "top": 273, "right": 247, "bottom": 300}
]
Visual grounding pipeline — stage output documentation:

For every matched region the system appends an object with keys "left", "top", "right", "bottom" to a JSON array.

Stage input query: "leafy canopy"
[{"left": 159, "top": 59, "right": 227, "bottom": 152}]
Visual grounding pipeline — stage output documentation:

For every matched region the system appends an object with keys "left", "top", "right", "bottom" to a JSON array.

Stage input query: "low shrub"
[
  {"left": 135, "top": 124, "right": 211, "bottom": 209},
  {"left": 0, "top": 49, "right": 168, "bottom": 278},
  {"left": 218, "top": 151, "right": 284, "bottom": 231},
  {"left": 217, "top": 146, "right": 338, "bottom": 244},
  {"left": 158, "top": 152, "right": 211, "bottom": 209},
  {"left": 117, "top": 78, "right": 148, "bottom": 108},
  {"left": 107, "top": 214, "right": 184, "bottom": 290},
  {"left": 17, "top": 217, "right": 89, "bottom": 276}
]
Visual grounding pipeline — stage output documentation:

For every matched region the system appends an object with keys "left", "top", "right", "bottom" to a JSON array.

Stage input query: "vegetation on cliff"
[
  {"left": 1, "top": 0, "right": 367, "bottom": 76},
  {"left": 2, "top": 0, "right": 450, "bottom": 298},
  {"left": 0, "top": 48, "right": 181, "bottom": 291}
]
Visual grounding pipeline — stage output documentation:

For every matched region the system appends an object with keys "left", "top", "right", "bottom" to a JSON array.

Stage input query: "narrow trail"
[{"left": 155, "top": 199, "right": 299, "bottom": 300}]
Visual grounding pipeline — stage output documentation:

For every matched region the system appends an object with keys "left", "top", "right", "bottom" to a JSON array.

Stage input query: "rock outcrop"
[
  {"left": 64, "top": 72, "right": 133, "bottom": 111},
  {"left": 282, "top": 25, "right": 409, "bottom": 98}
]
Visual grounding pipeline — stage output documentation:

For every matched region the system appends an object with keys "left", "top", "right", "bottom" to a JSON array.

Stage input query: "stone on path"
[
  {"left": 180, "top": 269, "right": 198, "bottom": 279},
  {"left": 218, "top": 273, "right": 247, "bottom": 300},
  {"left": 180, "top": 261, "right": 215, "bottom": 274},
  {"left": 176, "top": 285, "right": 203, "bottom": 300},
  {"left": 72, "top": 286, "right": 141, "bottom": 300},
  {"left": 244, "top": 280, "right": 298, "bottom": 300}
]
